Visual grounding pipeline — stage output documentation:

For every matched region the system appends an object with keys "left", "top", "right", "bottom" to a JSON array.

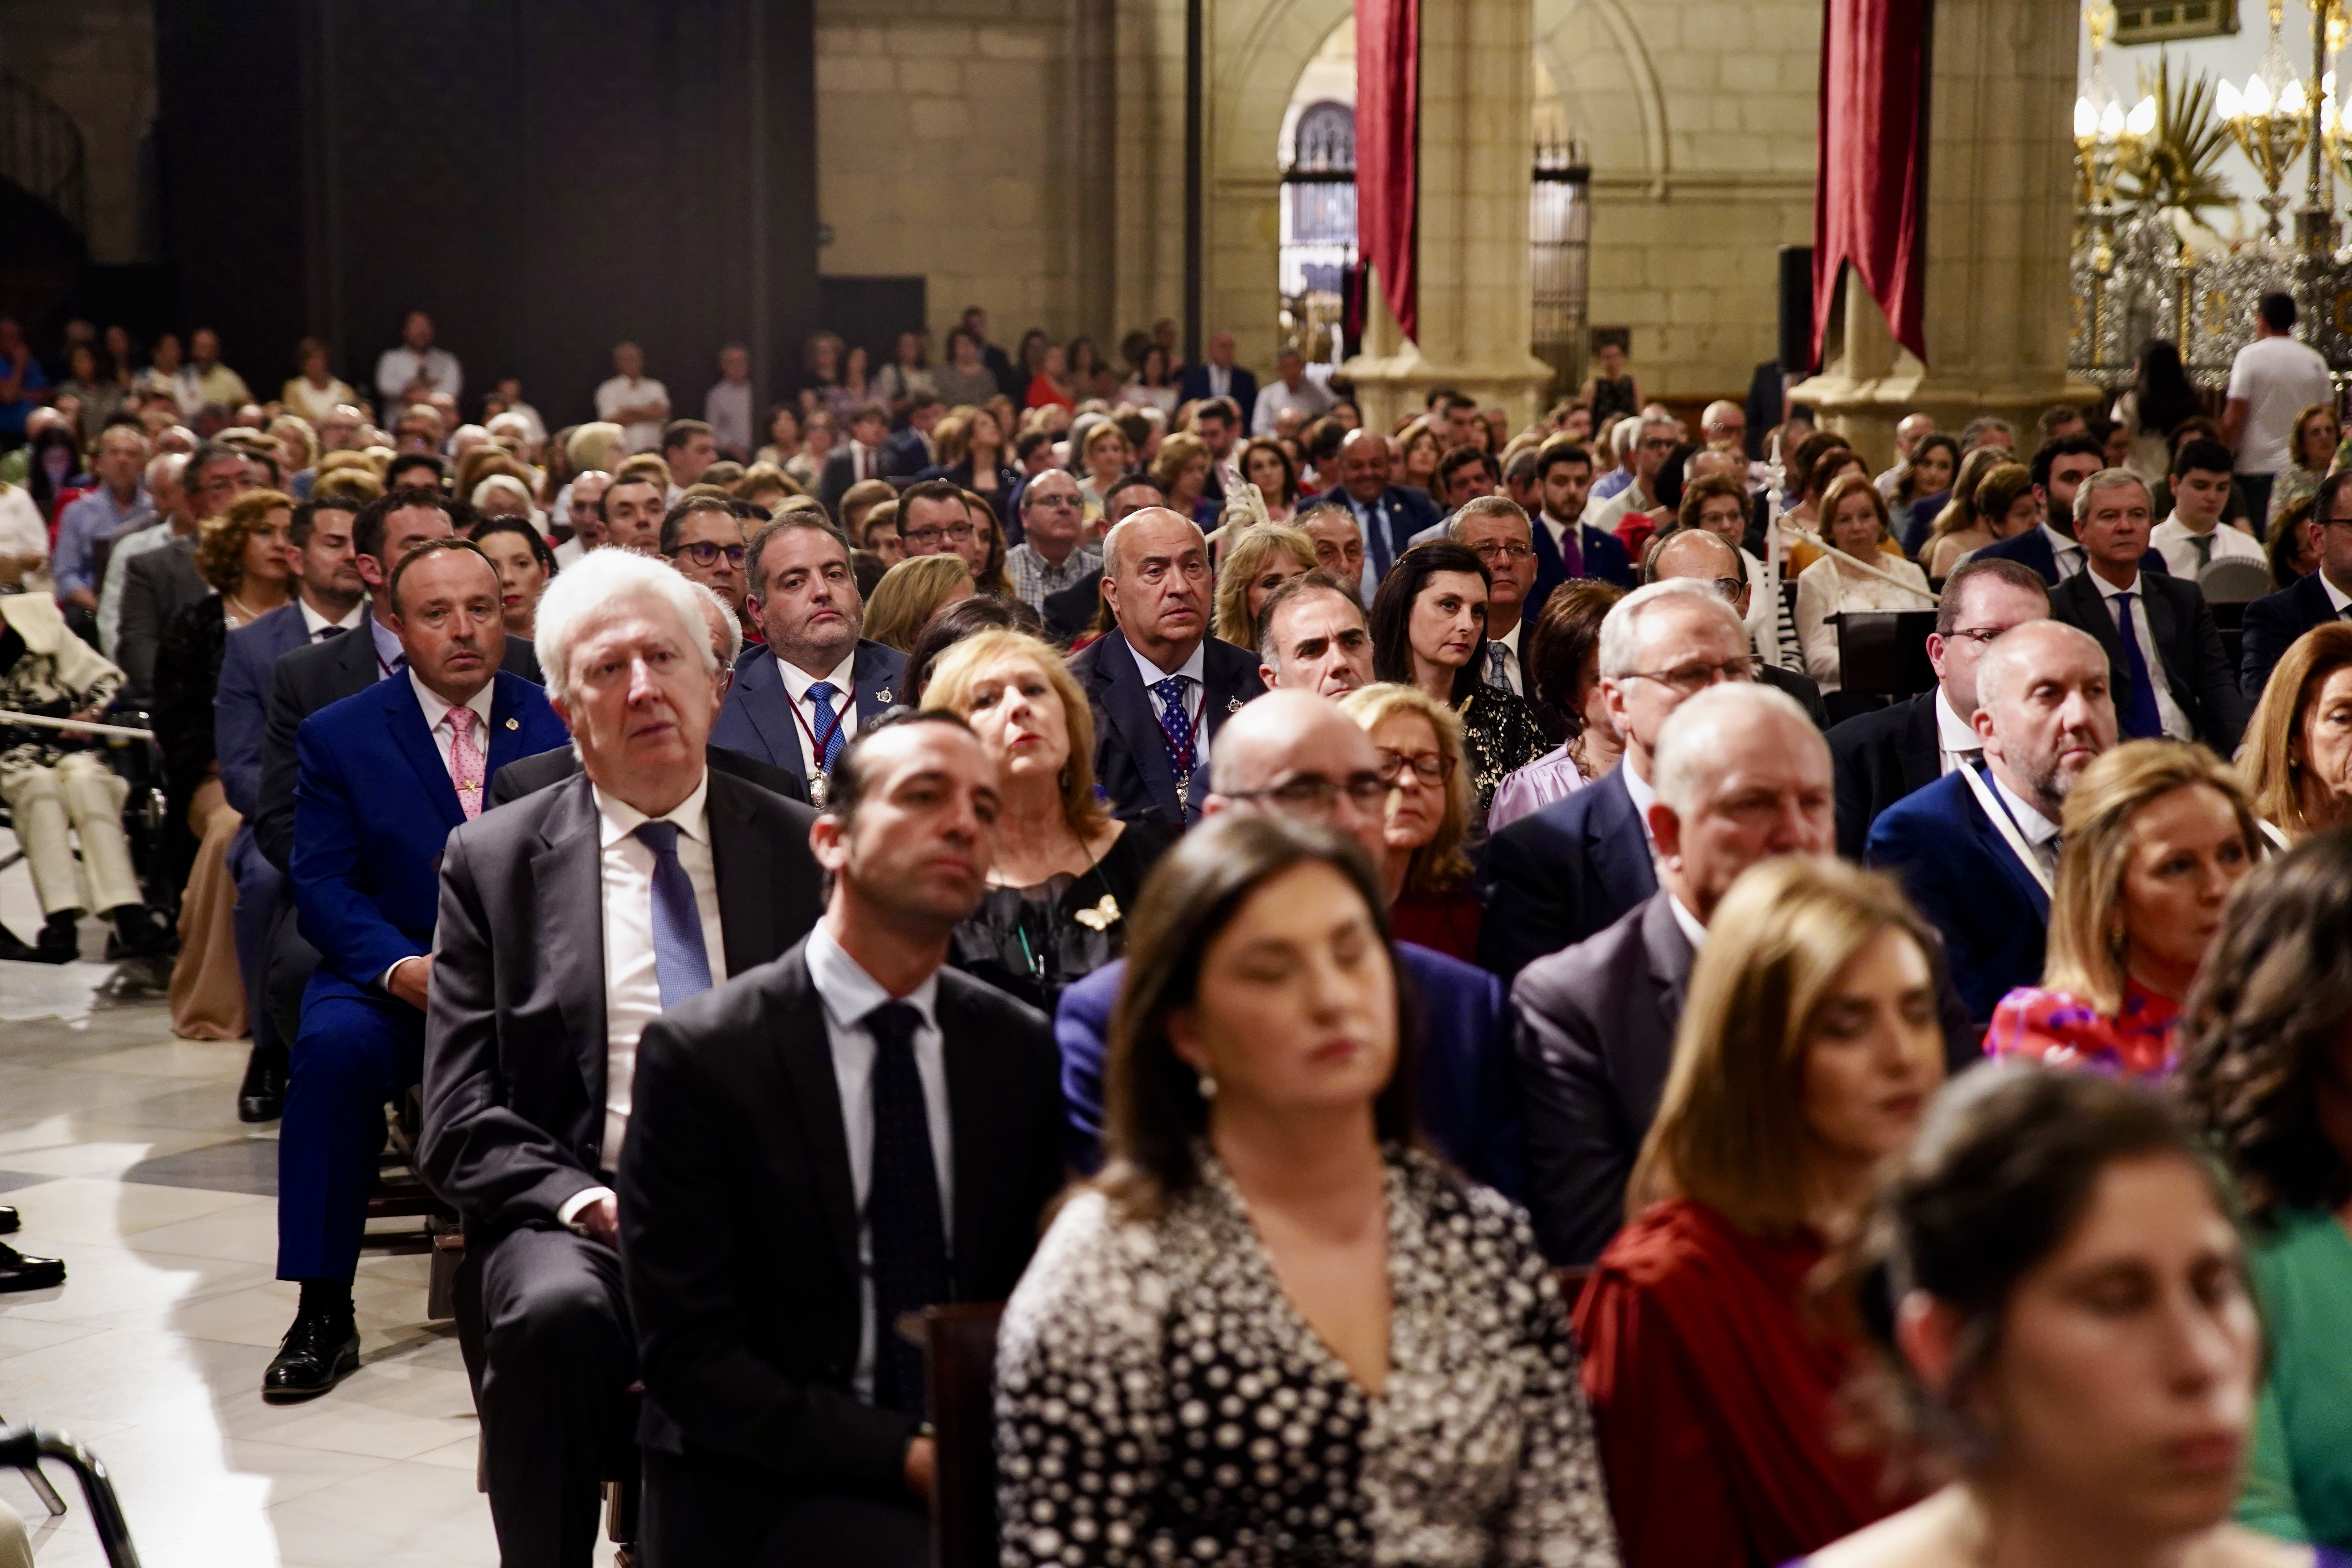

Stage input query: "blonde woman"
[
  {"left": 861, "top": 552, "right": 974, "bottom": 652},
  {"left": 1923, "top": 459, "right": 2035, "bottom": 579},
  {"left": 1577, "top": 857, "right": 1944, "bottom": 1568},
  {"left": 1337, "top": 682, "right": 1481, "bottom": 964},
  {"left": 924, "top": 628, "right": 1179, "bottom": 1011},
  {"left": 2239, "top": 621, "right": 2352, "bottom": 842},
  {"left": 1985, "top": 739, "right": 2259, "bottom": 1078},
  {"left": 1210, "top": 523, "right": 1316, "bottom": 646}
]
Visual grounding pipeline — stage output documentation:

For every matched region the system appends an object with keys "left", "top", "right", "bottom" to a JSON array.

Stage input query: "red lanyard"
[{"left": 788, "top": 681, "right": 854, "bottom": 768}]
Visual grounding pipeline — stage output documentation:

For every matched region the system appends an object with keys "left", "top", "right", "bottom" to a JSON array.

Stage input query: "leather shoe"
[
  {"left": 262, "top": 1310, "right": 360, "bottom": 1402},
  {"left": 237, "top": 1044, "right": 287, "bottom": 1123},
  {"left": 31, "top": 912, "right": 79, "bottom": 965},
  {"left": 0, "top": 1205, "right": 17, "bottom": 1235},
  {"left": 0, "top": 1242, "right": 64, "bottom": 1293}
]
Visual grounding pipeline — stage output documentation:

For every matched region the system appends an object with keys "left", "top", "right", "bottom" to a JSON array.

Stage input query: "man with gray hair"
[
  {"left": 1448, "top": 495, "right": 1541, "bottom": 695},
  {"left": 1255, "top": 570, "right": 1373, "bottom": 697},
  {"left": 1002, "top": 467, "right": 1097, "bottom": 614},
  {"left": 1480, "top": 578, "right": 1755, "bottom": 978},
  {"left": 1586, "top": 413, "right": 1681, "bottom": 538},
  {"left": 421, "top": 546, "right": 826, "bottom": 1568},
  {"left": 1868, "top": 618, "right": 2118, "bottom": 1024}
]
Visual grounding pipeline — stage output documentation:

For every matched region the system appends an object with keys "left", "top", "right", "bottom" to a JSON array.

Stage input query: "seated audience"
[
  {"left": 1527, "top": 438, "right": 1638, "bottom": 603},
  {"left": 468, "top": 513, "right": 555, "bottom": 639},
  {"left": 1888, "top": 431, "right": 1960, "bottom": 555},
  {"left": 1796, "top": 476, "right": 1935, "bottom": 706},
  {"left": 1576, "top": 855, "right": 1942, "bottom": 1568},
  {"left": 2152, "top": 437, "right": 2268, "bottom": 581},
  {"left": 862, "top": 553, "right": 973, "bottom": 652},
  {"left": 1311, "top": 427, "right": 1445, "bottom": 601},
  {"left": 418, "top": 550, "right": 823, "bottom": 1565},
  {"left": 1337, "top": 682, "right": 1483, "bottom": 962},
  {"left": 268, "top": 539, "right": 570, "bottom": 1401},
  {"left": 2271, "top": 493, "right": 2319, "bottom": 586},
  {"left": 920, "top": 628, "right": 1178, "bottom": 1011},
  {"left": 1239, "top": 435, "right": 1301, "bottom": 521},
  {"left": 1448, "top": 496, "right": 1544, "bottom": 702},
  {"left": 659, "top": 494, "right": 750, "bottom": 626},
  {"left": 619, "top": 712, "right": 1067, "bottom": 1568},
  {"left": 1054, "top": 690, "right": 1521, "bottom": 1196},
  {"left": 1922, "top": 457, "right": 2034, "bottom": 579},
  {"left": 1828, "top": 559, "right": 2051, "bottom": 858},
  {"left": 1971, "top": 432, "right": 2134, "bottom": 584},
  {"left": 117, "top": 440, "right": 252, "bottom": 695},
  {"left": 1369, "top": 540, "right": 1547, "bottom": 823},
  {"left": 2240, "top": 623, "right": 2352, "bottom": 843},
  {"left": 1210, "top": 522, "right": 1314, "bottom": 647},
  {"left": 712, "top": 514, "right": 907, "bottom": 804},
  {"left": 597, "top": 472, "right": 666, "bottom": 555},
  {"left": 902, "top": 594, "right": 1039, "bottom": 706},
  {"left": 1002, "top": 468, "right": 1096, "bottom": 615},
  {"left": 1675, "top": 468, "right": 1776, "bottom": 654},
  {"left": 1911, "top": 445, "right": 2007, "bottom": 574},
  {"left": 1000, "top": 814, "right": 1615, "bottom": 1568},
  {"left": 1813, "top": 1069, "right": 2271, "bottom": 1568},
  {"left": 1253, "top": 570, "right": 1374, "bottom": 698},
  {"left": 2180, "top": 833, "right": 2352, "bottom": 1550},
  {"left": 1988, "top": 741, "right": 2258, "bottom": 1077},
  {"left": 1488, "top": 578, "right": 1625, "bottom": 831},
  {"left": 1868, "top": 620, "right": 2119, "bottom": 1025},
  {"left": 2048, "top": 469, "right": 2247, "bottom": 753},
  {"left": 1645, "top": 523, "right": 1831, "bottom": 726},
  {"left": 1480, "top": 579, "right": 1755, "bottom": 980},
  {"left": 2242, "top": 470, "right": 2352, "bottom": 701},
  {"left": 1069, "top": 507, "right": 1265, "bottom": 826}
]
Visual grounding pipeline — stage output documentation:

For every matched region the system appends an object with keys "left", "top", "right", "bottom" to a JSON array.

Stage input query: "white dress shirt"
[
  {"left": 1484, "top": 617, "right": 1525, "bottom": 697},
  {"left": 775, "top": 649, "right": 863, "bottom": 774},
  {"left": 1668, "top": 893, "right": 1707, "bottom": 951},
  {"left": 1987, "top": 767, "right": 2063, "bottom": 880},
  {"left": 1127, "top": 636, "right": 1213, "bottom": 778},
  {"left": 375, "top": 345, "right": 464, "bottom": 404},
  {"left": 1621, "top": 759, "right": 1660, "bottom": 860},
  {"left": 408, "top": 670, "right": 497, "bottom": 779},
  {"left": 2150, "top": 514, "right": 2266, "bottom": 581},
  {"left": 2089, "top": 570, "right": 2194, "bottom": 741},
  {"left": 704, "top": 378, "right": 755, "bottom": 457},
  {"left": 2323, "top": 571, "right": 2352, "bottom": 617},
  {"left": 2040, "top": 522, "right": 2087, "bottom": 580},
  {"left": 594, "top": 375, "right": 671, "bottom": 455},
  {"left": 1250, "top": 376, "right": 1332, "bottom": 436},
  {"left": 298, "top": 596, "right": 366, "bottom": 642},
  {"left": 1935, "top": 687, "right": 1982, "bottom": 775},
  {"left": 804, "top": 920, "right": 955, "bottom": 1405}
]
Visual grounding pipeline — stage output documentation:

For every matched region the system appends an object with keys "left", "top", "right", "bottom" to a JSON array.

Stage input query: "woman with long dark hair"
[
  {"left": 2116, "top": 338, "right": 2203, "bottom": 486},
  {"left": 1369, "top": 541, "right": 1548, "bottom": 824}
]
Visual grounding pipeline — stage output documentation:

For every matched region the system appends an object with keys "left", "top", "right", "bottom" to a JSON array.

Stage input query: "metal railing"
[{"left": 0, "top": 72, "right": 89, "bottom": 236}]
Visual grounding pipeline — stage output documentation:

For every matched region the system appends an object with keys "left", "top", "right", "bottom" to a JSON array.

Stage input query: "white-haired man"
[{"left": 419, "top": 547, "right": 827, "bottom": 1568}]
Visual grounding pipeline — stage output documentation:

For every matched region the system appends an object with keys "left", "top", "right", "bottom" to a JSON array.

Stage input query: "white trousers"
[{"left": 0, "top": 751, "right": 140, "bottom": 917}]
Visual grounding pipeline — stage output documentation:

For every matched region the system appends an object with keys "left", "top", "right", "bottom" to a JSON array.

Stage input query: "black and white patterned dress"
[{"left": 995, "top": 1146, "right": 1620, "bottom": 1567}]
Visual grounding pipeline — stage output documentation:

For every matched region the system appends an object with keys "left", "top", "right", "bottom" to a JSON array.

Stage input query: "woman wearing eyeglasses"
[{"left": 1337, "top": 683, "right": 1484, "bottom": 963}]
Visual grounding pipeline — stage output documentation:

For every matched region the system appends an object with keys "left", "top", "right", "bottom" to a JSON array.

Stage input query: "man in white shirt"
[
  {"left": 2150, "top": 436, "right": 2268, "bottom": 581},
  {"left": 2223, "top": 291, "right": 2334, "bottom": 527},
  {"left": 593, "top": 341, "right": 671, "bottom": 455},
  {"left": 702, "top": 344, "right": 755, "bottom": 459},
  {"left": 374, "top": 310, "right": 463, "bottom": 407},
  {"left": 1250, "top": 345, "right": 1332, "bottom": 436},
  {"left": 1450, "top": 496, "right": 1539, "bottom": 697},
  {"left": 419, "top": 548, "right": 825, "bottom": 1568},
  {"left": 1585, "top": 415, "right": 1680, "bottom": 537}
]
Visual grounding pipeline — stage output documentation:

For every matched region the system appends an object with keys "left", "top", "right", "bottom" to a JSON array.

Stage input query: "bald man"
[{"left": 1307, "top": 427, "right": 1443, "bottom": 600}]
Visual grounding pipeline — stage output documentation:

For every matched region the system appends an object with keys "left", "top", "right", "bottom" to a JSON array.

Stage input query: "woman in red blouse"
[{"left": 1575, "top": 856, "right": 1947, "bottom": 1568}]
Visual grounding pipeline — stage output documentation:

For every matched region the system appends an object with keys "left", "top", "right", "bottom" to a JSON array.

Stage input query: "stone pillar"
[
  {"left": 1342, "top": 0, "right": 1555, "bottom": 431},
  {"left": 1790, "top": 0, "right": 2100, "bottom": 465}
]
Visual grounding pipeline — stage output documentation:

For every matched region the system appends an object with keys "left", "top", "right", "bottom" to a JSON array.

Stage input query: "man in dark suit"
[
  {"left": 1829, "top": 558, "right": 2051, "bottom": 858},
  {"left": 1479, "top": 579, "right": 1752, "bottom": 980},
  {"left": 2048, "top": 469, "right": 2249, "bottom": 755},
  {"left": 619, "top": 711, "right": 1066, "bottom": 1568},
  {"left": 1644, "top": 525, "right": 1830, "bottom": 728},
  {"left": 1868, "top": 619, "right": 2118, "bottom": 1025},
  {"left": 1176, "top": 330, "right": 1258, "bottom": 414},
  {"left": 421, "top": 551, "right": 826, "bottom": 1567},
  {"left": 1067, "top": 508, "right": 1266, "bottom": 825},
  {"left": 2241, "top": 469, "right": 2352, "bottom": 700},
  {"left": 1448, "top": 497, "right": 1544, "bottom": 709},
  {"left": 1972, "top": 433, "right": 2165, "bottom": 584},
  {"left": 711, "top": 514, "right": 906, "bottom": 803},
  {"left": 816, "top": 403, "right": 893, "bottom": 520},
  {"left": 1526, "top": 440, "right": 1637, "bottom": 617},
  {"left": 1307, "top": 428, "right": 1443, "bottom": 604},
  {"left": 1053, "top": 691, "right": 1521, "bottom": 1196},
  {"left": 880, "top": 392, "right": 941, "bottom": 480},
  {"left": 269, "top": 541, "right": 571, "bottom": 1402},
  {"left": 113, "top": 533, "right": 208, "bottom": 697}
]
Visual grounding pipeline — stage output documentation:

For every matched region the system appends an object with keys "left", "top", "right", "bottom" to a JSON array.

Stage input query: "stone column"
[
  {"left": 1791, "top": 0, "right": 2100, "bottom": 463},
  {"left": 1342, "top": 0, "right": 1555, "bottom": 431}
]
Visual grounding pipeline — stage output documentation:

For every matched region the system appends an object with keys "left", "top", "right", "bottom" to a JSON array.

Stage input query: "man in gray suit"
[{"left": 420, "top": 550, "right": 826, "bottom": 1568}]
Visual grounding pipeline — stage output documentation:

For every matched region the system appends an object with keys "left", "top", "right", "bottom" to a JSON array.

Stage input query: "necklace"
[{"left": 224, "top": 593, "right": 270, "bottom": 627}]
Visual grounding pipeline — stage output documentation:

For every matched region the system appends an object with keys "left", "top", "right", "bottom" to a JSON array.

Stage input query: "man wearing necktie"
[
  {"left": 619, "top": 711, "right": 1066, "bottom": 1568},
  {"left": 420, "top": 550, "right": 825, "bottom": 1568},
  {"left": 269, "top": 541, "right": 570, "bottom": 1404},
  {"left": 1309, "top": 429, "right": 1442, "bottom": 604},
  {"left": 2149, "top": 438, "right": 2268, "bottom": 583}
]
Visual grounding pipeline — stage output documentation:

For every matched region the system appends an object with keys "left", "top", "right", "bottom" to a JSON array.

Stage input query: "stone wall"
[{"left": 0, "top": 0, "right": 156, "bottom": 264}]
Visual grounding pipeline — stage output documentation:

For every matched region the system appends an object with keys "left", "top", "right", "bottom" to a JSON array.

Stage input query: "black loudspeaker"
[{"left": 1779, "top": 246, "right": 1817, "bottom": 374}]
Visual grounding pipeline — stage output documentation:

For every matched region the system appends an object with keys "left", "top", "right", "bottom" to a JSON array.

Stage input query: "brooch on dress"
[{"left": 1073, "top": 895, "right": 1122, "bottom": 931}]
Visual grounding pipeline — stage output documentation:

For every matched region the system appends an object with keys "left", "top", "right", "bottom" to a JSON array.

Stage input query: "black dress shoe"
[
  {"left": 31, "top": 912, "right": 80, "bottom": 965},
  {"left": 262, "top": 1311, "right": 360, "bottom": 1402},
  {"left": 237, "top": 1044, "right": 287, "bottom": 1123},
  {"left": 0, "top": 1242, "right": 64, "bottom": 1294},
  {"left": 0, "top": 924, "right": 39, "bottom": 963},
  {"left": 0, "top": 1205, "right": 17, "bottom": 1235},
  {"left": 105, "top": 906, "right": 175, "bottom": 961}
]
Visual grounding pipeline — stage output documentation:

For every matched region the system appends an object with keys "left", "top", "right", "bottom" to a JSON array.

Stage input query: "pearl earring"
[{"left": 1197, "top": 1072, "right": 1218, "bottom": 1100}]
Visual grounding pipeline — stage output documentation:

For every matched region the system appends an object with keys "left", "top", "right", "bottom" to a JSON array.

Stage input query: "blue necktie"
[
  {"left": 864, "top": 1000, "right": 947, "bottom": 1415},
  {"left": 2114, "top": 591, "right": 2164, "bottom": 739},
  {"left": 633, "top": 821, "right": 713, "bottom": 1007},
  {"left": 804, "top": 680, "right": 848, "bottom": 772},
  {"left": 1151, "top": 675, "right": 1198, "bottom": 812},
  {"left": 1358, "top": 497, "right": 1393, "bottom": 578}
]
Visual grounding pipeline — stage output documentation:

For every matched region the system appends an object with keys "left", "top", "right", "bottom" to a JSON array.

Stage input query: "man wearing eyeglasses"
[
  {"left": 1003, "top": 469, "right": 1097, "bottom": 615},
  {"left": 1585, "top": 415, "right": 1681, "bottom": 542},
  {"left": 2241, "top": 468, "right": 2352, "bottom": 699},
  {"left": 1051, "top": 690, "right": 1524, "bottom": 1200},
  {"left": 1449, "top": 497, "right": 1541, "bottom": 704},
  {"left": 896, "top": 479, "right": 984, "bottom": 579},
  {"left": 661, "top": 497, "right": 751, "bottom": 624},
  {"left": 1643, "top": 526, "right": 1829, "bottom": 730}
]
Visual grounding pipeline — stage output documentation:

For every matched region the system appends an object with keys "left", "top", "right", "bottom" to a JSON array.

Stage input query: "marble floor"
[{"left": 0, "top": 888, "right": 613, "bottom": 1563}]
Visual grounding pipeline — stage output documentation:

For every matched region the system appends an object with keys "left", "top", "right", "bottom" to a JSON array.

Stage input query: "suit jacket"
[
  {"left": 2048, "top": 569, "right": 2249, "bottom": 755},
  {"left": 1829, "top": 690, "right": 1942, "bottom": 860},
  {"left": 1867, "top": 767, "right": 2049, "bottom": 1027},
  {"left": 291, "top": 669, "right": 568, "bottom": 991},
  {"left": 486, "top": 741, "right": 808, "bottom": 810},
  {"left": 215, "top": 602, "right": 320, "bottom": 817},
  {"left": 617, "top": 940, "right": 1066, "bottom": 1492},
  {"left": 1178, "top": 363, "right": 1258, "bottom": 414},
  {"left": 1067, "top": 628, "right": 1267, "bottom": 825},
  {"left": 708, "top": 641, "right": 907, "bottom": 793},
  {"left": 1973, "top": 526, "right": 2169, "bottom": 586},
  {"left": 1307, "top": 483, "right": 1444, "bottom": 575},
  {"left": 816, "top": 446, "right": 889, "bottom": 519},
  {"left": 1043, "top": 569, "right": 1104, "bottom": 644},
  {"left": 419, "top": 771, "right": 825, "bottom": 1238},
  {"left": 1054, "top": 944, "right": 1523, "bottom": 1201},
  {"left": 2240, "top": 570, "right": 2337, "bottom": 702},
  {"left": 880, "top": 427, "right": 933, "bottom": 480},
  {"left": 1528, "top": 513, "right": 1639, "bottom": 618},
  {"left": 115, "top": 535, "right": 208, "bottom": 695},
  {"left": 1758, "top": 661, "right": 1830, "bottom": 730},
  {"left": 1476, "top": 763, "right": 1657, "bottom": 981},
  {"left": 255, "top": 621, "right": 544, "bottom": 873}
]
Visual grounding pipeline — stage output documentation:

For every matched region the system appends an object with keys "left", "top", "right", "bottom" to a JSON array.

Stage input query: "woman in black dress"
[{"left": 921, "top": 627, "right": 1177, "bottom": 1012}]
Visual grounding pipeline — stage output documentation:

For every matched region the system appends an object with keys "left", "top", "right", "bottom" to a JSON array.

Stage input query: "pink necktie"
[{"left": 446, "top": 706, "right": 485, "bottom": 820}]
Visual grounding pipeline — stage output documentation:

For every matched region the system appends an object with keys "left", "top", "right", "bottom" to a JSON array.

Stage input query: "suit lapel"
[
  {"left": 1587, "top": 769, "right": 1660, "bottom": 909},
  {"left": 707, "top": 775, "right": 777, "bottom": 978},
  {"left": 2143, "top": 581, "right": 2185, "bottom": 697},
  {"left": 770, "top": 951, "right": 862, "bottom": 1281},
  {"left": 744, "top": 656, "right": 808, "bottom": 775},
  {"left": 936, "top": 982, "right": 993, "bottom": 1298},
  {"left": 1097, "top": 633, "right": 1183, "bottom": 820},
  {"left": 1899, "top": 692, "right": 1944, "bottom": 793},
  {"left": 853, "top": 641, "right": 901, "bottom": 717},
  {"left": 1963, "top": 772, "right": 2053, "bottom": 922},
  {"left": 384, "top": 678, "right": 467, "bottom": 830},
  {"left": 336, "top": 615, "right": 383, "bottom": 695},
  {"left": 483, "top": 674, "right": 538, "bottom": 776},
  {"left": 531, "top": 778, "right": 609, "bottom": 1113},
  {"left": 1640, "top": 893, "right": 1693, "bottom": 1019}
]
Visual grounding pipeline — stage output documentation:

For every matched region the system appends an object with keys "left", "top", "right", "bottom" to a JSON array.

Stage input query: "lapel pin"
[
  {"left": 875, "top": 688, "right": 894, "bottom": 705},
  {"left": 505, "top": 716, "right": 519, "bottom": 730},
  {"left": 1227, "top": 696, "right": 1243, "bottom": 713}
]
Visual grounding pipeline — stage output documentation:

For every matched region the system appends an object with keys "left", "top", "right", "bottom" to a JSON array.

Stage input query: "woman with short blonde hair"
[
  {"left": 1335, "top": 682, "right": 1480, "bottom": 962},
  {"left": 862, "top": 552, "right": 975, "bottom": 652},
  {"left": 2240, "top": 621, "right": 2352, "bottom": 842},
  {"left": 1211, "top": 523, "right": 1316, "bottom": 646}
]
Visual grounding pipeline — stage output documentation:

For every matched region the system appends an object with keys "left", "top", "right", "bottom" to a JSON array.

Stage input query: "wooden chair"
[{"left": 921, "top": 1302, "right": 1007, "bottom": 1568}]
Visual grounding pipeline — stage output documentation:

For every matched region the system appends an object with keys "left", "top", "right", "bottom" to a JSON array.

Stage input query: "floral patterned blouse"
[
  {"left": 1984, "top": 980, "right": 2181, "bottom": 1080},
  {"left": 995, "top": 1145, "right": 1620, "bottom": 1567}
]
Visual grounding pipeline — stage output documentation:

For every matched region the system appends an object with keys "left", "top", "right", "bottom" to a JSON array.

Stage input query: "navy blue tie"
[
  {"left": 864, "top": 1000, "right": 947, "bottom": 1415},
  {"left": 633, "top": 821, "right": 713, "bottom": 1007},
  {"left": 2113, "top": 592, "right": 2164, "bottom": 740},
  {"left": 804, "top": 680, "right": 848, "bottom": 772}
]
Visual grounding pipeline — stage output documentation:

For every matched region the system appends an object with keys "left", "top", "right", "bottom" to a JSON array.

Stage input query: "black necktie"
[
  {"left": 315, "top": 624, "right": 346, "bottom": 642},
  {"left": 864, "top": 1000, "right": 948, "bottom": 1415}
]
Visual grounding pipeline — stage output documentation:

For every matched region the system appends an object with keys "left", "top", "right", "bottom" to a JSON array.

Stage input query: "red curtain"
[
  {"left": 1355, "top": 0, "right": 1419, "bottom": 344},
  {"left": 1812, "top": 0, "right": 1932, "bottom": 366}
]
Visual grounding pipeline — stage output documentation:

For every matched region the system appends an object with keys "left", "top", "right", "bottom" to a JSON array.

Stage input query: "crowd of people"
[{"left": 0, "top": 296, "right": 2348, "bottom": 1568}]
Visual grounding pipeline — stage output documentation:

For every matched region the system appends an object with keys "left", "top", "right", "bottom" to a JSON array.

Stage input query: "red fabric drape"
[
  {"left": 1354, "top": 0, "right": 1419, "bottom": 344},
  {"left": 1812, "top": 0, "right": 1933, "bottom": 366}
]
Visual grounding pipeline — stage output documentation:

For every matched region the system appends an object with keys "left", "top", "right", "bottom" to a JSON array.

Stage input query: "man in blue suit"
[
  {"left": 1525, "top": 440, "right": 1637, "bottom": 621},
  {"left": 1971, "top": 434, "right": 2165, "bottom": 584},
  {"left": 1868, "top": 619, "right": 2118, "bottom": 1027},
  {"left": 1480, "top": 579, "right": 1751, "bottom": 980},
  {"left": 711, "top": 514, "right": 906, "bottom": 804},
  {"left": 2240, "top": 469, "right": 2352, "bottom": 700},
  {"left": 1308, "top": 428, "right": 1443, "bottom": 604},
  {"left": 1176, "top": 330, "right": 1258, "bottom": 416},
  {"left": 1053, "top": 691, "right": 1523, "bottom": 1199},
  {"left": 267, "top": 539, "right": 569, "bottom": 1402}
]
